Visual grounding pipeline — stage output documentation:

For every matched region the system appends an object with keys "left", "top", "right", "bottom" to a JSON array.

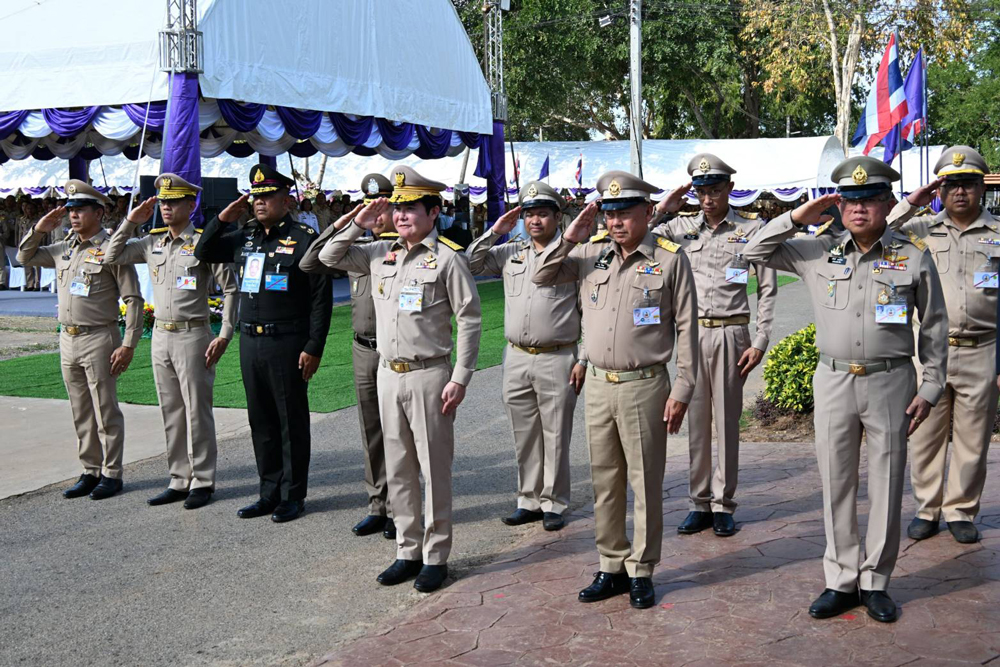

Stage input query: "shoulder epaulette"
[
  {"left": 906, "top": 230, "right": 928, "bottom": 252},
  {"left": 813, "top": 220, "right": 833, "bottom": 237},
  {"left": 439, "top": 236, "right": 463, "bottom": 251},
  {"left": 379, "top": 232, "right": 400, "bottom": 238},
  {"left": 194, "top": 228, "right": 203, "bottom": 234},
  {"left": 297, "top": 223, "right": 316, "bottom": 235},
  {"left": 656, "top": 237, "right": 680, "bottom": 253},
  {"left": 736, "top": 210, "right": 758, "bottom": 220},
  {"left": 676, "top": 211, "right": 699, "bottom": 217},
  {"left": 150, "top": 227, "right": 168, "bottom": 234},
  {"left": 589, "top": 230, "right": 609, "bottom": 243}
]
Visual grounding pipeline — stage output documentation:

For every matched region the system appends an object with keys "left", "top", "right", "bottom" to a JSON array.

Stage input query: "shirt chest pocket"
[
  {"left": 503, "top": 261, "right": 527, "bottom": 297},
  {"left": 683, "top": 239, "right": 705, "bottom": 271},
  {"left": 928, "top": 237, "right": 951, "bottom": 274},
  {"left": 414, "top": 270, "right": 440, "bottom": 306},
  {"left": 816, "top": 265, "right": 852, "bottom": 310},
  {"left": 80, "top": 261, "right": 105, "bottom": 290},
  {"left": 582, "top": 270, "right": 612, "bottom": 310},
  {"left": 372, "top": 266, "right": 397, "bottom": 300},
  {"left": 350, "top": 274, "right": 370, "bottom": 298},
  {"left": 872, "top": 273, "right": 913, "bottom": 311},
  {"left": 630, "top": 273, "right": 664, "bottom": 307},
  {"left": 150, "top": 253, "right": 169, "bottom": 284}
]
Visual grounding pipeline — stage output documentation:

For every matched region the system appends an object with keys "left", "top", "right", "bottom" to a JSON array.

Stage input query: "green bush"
[{"left": 763, "top": 323, "right": 819, "bottom": 414}]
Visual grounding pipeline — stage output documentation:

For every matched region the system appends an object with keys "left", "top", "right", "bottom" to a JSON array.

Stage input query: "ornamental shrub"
[{"left": 762, "top": 323, "right": 819, "bottom": 414}]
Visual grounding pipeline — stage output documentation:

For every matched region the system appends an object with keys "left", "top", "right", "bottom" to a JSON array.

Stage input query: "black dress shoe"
[
  {"left": 352, "top": 514, "right": 387, "bottom": 536},
  {"left": 382, "top": 518, "right": 397, "bottom": 540},
  {"left": 377, "top": 559, "right": 423, "bottom": 586},
  {"left": 907, "top": 517, "right": 940, "bottom": 540},
  {"left": 89, "top": 476, "right": 123, "bottom": 500},
  {"left": 808, "top": 588, "right": 860, "bottom": 619},
  {"left": 271, "top": 500, "right": 305, "bottom": 523},
  {"left": 677, "top": 511, "right": 714, "bottom": 534},
  {"left": 183, "top": 488, "right": 213, "bottom": 510},
  {"left": 63, "top": 474, "right": 100, "bottom": 499},
  {"left": 501, "top": 508, "right": 544, "bottom": 526},
  {"left": 713, "top": 512, "right": 736, "bottom": 537},
  {"left": 578, "top": 572, "right": 630, "bottom": 603},
  {"left": 947, "top": 521, "right": 979, "bottom": 544},
  {"left": 147, "top": 488, "right": 188, "bottom": 506},
  {"left": 414, "top": 564, "right": 448, "bottom": 592},
  {"left": 860, "top": 589, "right": 898, "bottom": 623},
  {"left": 543, "top": 512, "right": 565, "bottom": 531},
  {"left": 629, "top": 577, "right": 655, "bottom": 609},
  {"left": 237, "top": 498, "right": 278, "bottom": 519}
]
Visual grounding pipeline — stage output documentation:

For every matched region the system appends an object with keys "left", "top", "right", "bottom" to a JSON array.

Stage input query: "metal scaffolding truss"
[
  {"left": 159, "top": 0, "right": 203, "bottom": 73},
  {"left": 483, "top": 0, "right": 507, "bottom": 121}
]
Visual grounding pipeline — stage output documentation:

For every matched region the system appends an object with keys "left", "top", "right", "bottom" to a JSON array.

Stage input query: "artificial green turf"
[{"left": 0, "top": 276, "right": 797, "bottom": 412}]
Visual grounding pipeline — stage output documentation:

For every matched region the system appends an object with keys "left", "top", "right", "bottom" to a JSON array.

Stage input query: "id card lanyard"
[
  {"left": 726, "top": 253, "right": 750, "bottom": 284},
  {"left": 633, "top": 286, "right": 660, "bottom": 326}
]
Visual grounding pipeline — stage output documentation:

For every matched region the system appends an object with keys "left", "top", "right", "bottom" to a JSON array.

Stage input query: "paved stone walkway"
[{"left": 315, "top": 441, "right": 1000, "bottom": 666}]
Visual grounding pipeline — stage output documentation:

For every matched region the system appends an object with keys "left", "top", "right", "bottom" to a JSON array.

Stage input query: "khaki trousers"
[
  {"left": 24, "top": 265, "right": 39, "bottom": 289},
  {"left": 0, "top": 241, "right": 8, "bottom": 287},
  {"left": 813, "top": 361, "right": 914, "bottom": 592},
  {"left": 377, "top": 363, "right": 454, "bottom": 565},
  {"left": 687, "top": 324, "right": 749, "bottom": 514},
  {"left": 911, "top": 340, "right": 999, "bottom": 522},
  {"left": 352, "top": 340, "right": 390, "bottom": 516},
  {"left": 502, "top": 344, "right": 577, "bottom": 514},
  {"left": 59, "top": 325, "right": 126, "bottom": 479},
  {"left": 585, "top": 366, "right": 669, "bottom": 578},
  {"left": 151, "top": 326, "right": 218, "bottom": 491}
]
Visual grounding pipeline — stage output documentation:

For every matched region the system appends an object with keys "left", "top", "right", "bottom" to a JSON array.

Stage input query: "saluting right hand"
[
  {"left": 906, "top": 178, "right": 945, "bottom": 207},
  {"left": 126, "top": 196, "right": 157, "bottom": 224},
  {"left": 333, "top": 203, "right": 365, "bottom": 231},
  {"left": 219, "top": 194, "right": 250, "bottom": 223},
  {"left": 562, "top": 201, "right": 600, "bottom": 244},
  {"left": 354, "top": 198, "right": 389, "bottom": 230},
  {"left": 489, "top": 205, "right": 522, "bottom": 236},
  {"left": 789, "top": 193, "right": 841, "bottom": 226},
  {"left": 34, "top": 205, "right": 67, "bottom": 233},
  {"left": 654, "top": 181, "right": 693, "bottom": 217}
]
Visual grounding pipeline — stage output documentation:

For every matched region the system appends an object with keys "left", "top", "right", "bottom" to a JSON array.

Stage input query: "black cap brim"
[
  {"left": 691, "top": 174, "right": 730, "bottom": 186},
  {"left": 521, "top": 199, "right": 561, "bottom": 211},
  {"left": 600, "top": 198, "right": 648, "bottom": 211},
  {"left": 837, "top": 183, "right": 891, "bottom": 200}
]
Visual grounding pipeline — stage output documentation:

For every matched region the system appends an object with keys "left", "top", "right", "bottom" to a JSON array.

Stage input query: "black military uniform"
[{"left": 194, "top": 164, "right": 332, "bottom": 522}]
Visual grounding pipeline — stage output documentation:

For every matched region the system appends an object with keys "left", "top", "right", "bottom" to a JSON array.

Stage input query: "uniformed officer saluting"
[
  {"left": 313, "top": 166, "right": 481, "bottom": 593},
  {"left": 886, "top": 146, "right": 1000, "bottom": 545},
  {"left": 17, "top": 180, "right": 143, "bottom": 500},
  {"left": 194, "top": 164, "right": 332, "bottom": 523},
  {"left": 467, "top": 181, "right": 585, "bottom": 532},
  {"left": 105, "top": 174, "right": 238, "bottom": 510},
  {"left": 651, "top": 154, "right": 778, "bottom": 538},
  {"left": 300, "top": 172, "right": 398, "bottom": 540},
  {"left": 534, "top": 170, "right": 699, "bottom": 609},
  {"left": 743, "top": 155, "right": 948, "bottom": 623}
]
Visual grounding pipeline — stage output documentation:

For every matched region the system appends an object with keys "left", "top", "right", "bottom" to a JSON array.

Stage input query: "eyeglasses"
[
  {"left": 694, "top": 188, "right": 728, "bottom": 200},
  {"left": 842, "top": 196, "right": 889, "bottom": 208},
  {"left": 941, "top": 181, "right": 981, "bottom": 193}
]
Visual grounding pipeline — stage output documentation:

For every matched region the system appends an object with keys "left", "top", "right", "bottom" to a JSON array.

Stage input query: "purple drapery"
[
  {"left": 68, "top": 155, "right": 89, "bottom": 182},
  {"left": 217, "top": 100, "right": 266, "bottom": 132},
  {"left": 275, "top": 107, "right": 323, "bottom": 140},
  {"left": 0, "top": 110, "right": 29, "bottom": 140},
  {"left": 123, "top": 101, "right": 168, "bottom": 132},
  {"left": 328, "top": 113, "right": 375, "bottom": 146},
  {"left": 375, "top": 118, "right": 415, "bottom": 151},
  {"left": 160, "top": 72, "right": 203, "bottom": 223},
  {"left": 485, "top": 121, "right": 506, "bottom": 225},
  {"left": 41, "top": 107, "right": 102, "bottom": 137}
]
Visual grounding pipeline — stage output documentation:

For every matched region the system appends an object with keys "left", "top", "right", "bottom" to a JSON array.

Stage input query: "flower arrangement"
[{"left": 117, "top": 299, "right": 224, "bottom": 338}]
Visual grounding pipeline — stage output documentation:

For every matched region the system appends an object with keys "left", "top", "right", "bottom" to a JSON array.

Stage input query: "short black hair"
[{"left": 416, "top": 195, "right": 442, "bottom": 216}]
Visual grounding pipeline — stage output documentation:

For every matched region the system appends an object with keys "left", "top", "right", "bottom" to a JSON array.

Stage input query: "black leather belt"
[
  {"left": 239, "top": 321, "right": 307, "bottom": 337},
  {"left": 354, "top": 333, "right": 377, "bottom": 350}
]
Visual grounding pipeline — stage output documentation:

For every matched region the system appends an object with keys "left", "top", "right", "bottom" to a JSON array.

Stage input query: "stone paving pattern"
[{"left": 315, "top": 442, "right": 1000, "bottom": 666}]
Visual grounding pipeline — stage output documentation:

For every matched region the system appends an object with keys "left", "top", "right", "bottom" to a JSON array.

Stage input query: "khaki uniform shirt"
[
  {"left": 654, "top": 208, "right": 778, "bottom": 350},
  {"left": 318, "top": 223, "right": 482, "bottom": 386},
  {"left": 467, "top": 230, "right": 581, "bottom": 348},
  {"left": 105, "top": 220, "right": 238, "bottom": 340},
  {"left": 17, "top": 227, "right": 143, "bottom": 347},
  {"left": 888, "top": 200, "right": 1000, "bottom": 337},
  {"left": 743, "top": 212, "right": 948, "bottom": 404},
  {"left": 532, "top": 231, "right": 699, "bottom": 403}
]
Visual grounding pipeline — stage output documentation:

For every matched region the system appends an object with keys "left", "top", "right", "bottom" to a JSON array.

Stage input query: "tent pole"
[{"left": 287, "top": 153, "right": 301, "bottom": 201}]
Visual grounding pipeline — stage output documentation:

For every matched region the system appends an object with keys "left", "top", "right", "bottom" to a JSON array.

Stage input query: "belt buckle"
[
  {"left": 525, "top": 346, "right": 539, "bottom": 355},
  {"left": 255, "top": 325, "right": 264, "bottom": 335},
  {"left": 163, "top": 322, "right": 177, "bottom": 332},
  {"left": 848, "top": 363, "right": 866, "bottom": 376},
  {"left": 65, "top": 325, "right": 80, "bottom": 336},
  {"left": 390, "top": 361, "right": 410, "bottom": 373},
  {"left": 605, "top": 372, "right": 620, "bottom": 383}
]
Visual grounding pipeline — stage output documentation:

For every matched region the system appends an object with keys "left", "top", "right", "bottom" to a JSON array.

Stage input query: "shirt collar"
[
  {"left": 941, "top": 207, "right": 997, "bottom": 233},
  {"left": 391, "top": 227, "right": 440, "bottom": 254},
  {"left": 842, "top": 223, "right": 894, "bottom": 255}
]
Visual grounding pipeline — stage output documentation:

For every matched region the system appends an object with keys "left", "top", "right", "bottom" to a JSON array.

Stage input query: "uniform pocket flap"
[{"left": 816, "top": 264, "right": 852, "bottom": 280}]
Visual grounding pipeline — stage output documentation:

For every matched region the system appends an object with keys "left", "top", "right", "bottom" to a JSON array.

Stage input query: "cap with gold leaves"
[
  {"left": 935, "top": 145, "right": 988, "bottom": 181},
  {"left": 388, "top": 166, "right": 446, "bottom": 204},
  {"left": 518, "top": 181, "right": 563, "bottom": 211},
  {"left": 687, "top": 153, "right": 736, "bottom": 186},
  {"left": 249, "top": 163, "right": 295, "bottom": 195},
  {"left": 361, "top": 173, "right": 393, "bottom": 204},
  {"left": 596, "top": 170, "right": 658, "bottom": 211},
  {"left": 830, "top": 156, "right": 899, "bottom": 200},
  {"left": 155, "top": 172, "right": 202, "bottom": 201},
  {"left": 63, "top": 179, "right": 111, "bottom": 208}
]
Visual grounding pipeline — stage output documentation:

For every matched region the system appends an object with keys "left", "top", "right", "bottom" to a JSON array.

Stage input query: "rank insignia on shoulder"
[
  {"left": 656, "top": 237, "right": 679, "bottom": 253},
  {"left": 590, "top": 230, "right": 609, "bottom": 243},
  {"left": 150, "top": 227, "right": 168, "bottom": 234},
  {"left": 906, "top": 231, "right": 928, "bottom": 252},
  {"left": 736, "top": 210, "right": 758, "bottom": 220},
  {"left": 379, "top": 232, "right": 399, "bottom": 238},
  {"left": 439, "top": 237, "right": 463, "bottom": 251}
]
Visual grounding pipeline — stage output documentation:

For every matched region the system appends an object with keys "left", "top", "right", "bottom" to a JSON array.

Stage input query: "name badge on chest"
[
  {"left": 399, "top": 281, "right": 423, "bottom": 312},
  {"left": 632, "top": 287, "right": 660, "bottom": 326},
  {"left": 240, "top": 252, "right": 266, "bottom": 293},
  {"left": 69, "top": 275, "right": 91, "bottom": 297},
  {"left": 265, "top": 272, "right": 289, "bottom": 291},
  {"left": 176, "top": 275, "right": 198, "bottom": 291},
  {"left": 875, "top": 282, "right": 908, "bottom": 325}
]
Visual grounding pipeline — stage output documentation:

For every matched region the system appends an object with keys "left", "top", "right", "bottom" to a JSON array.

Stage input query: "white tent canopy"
[{"left": 0, "top": 0, "right": 492, "bottom": 134}]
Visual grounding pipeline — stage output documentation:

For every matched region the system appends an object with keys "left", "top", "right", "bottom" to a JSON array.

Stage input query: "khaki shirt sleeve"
[
  {"left": 446, "top": 253, "right": 482, "bottom": 386},
  {"left": 114, "top": 264, "right": 144, "bottom": 348},
  {"left": 15, "top": 227, "right": 57, "bottom": 267},
  {"left": 104, "top": 219, "right": 148, "bottom": 265},
  {"left": 751, "top": 262, "right": 778, "bottom": 350},
  {"left": 299, "top": 222, "right": 343, "bottom": 275},
  {"left": 531, "top": 236, "right": 582, "bottom": 286},
  {"left": 212, "top": 262, "right": 238, "bottom": 340},
  {"left": 913, "top": 251, "right": 949, "bottom": 405},
  {"left": 466, "top": 230, "right": 506, "bottom": 276},
  {"left": 742, "top": 212, "right": 815, "bottom": 275},
  {"left": 317, "top": 221, "right": 375, "bottom": 274},
  {"left": 669, "top": 250, "right": 699, "bottom": 404},
  {"left": 886, "top": 198, "right": 934, "bottom": 237}
]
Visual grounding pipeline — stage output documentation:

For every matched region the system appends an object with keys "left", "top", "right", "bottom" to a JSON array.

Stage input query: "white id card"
[
  {"left": 69, "top": 278, "right": 91, "bottom": 297},
  {"left": 241, "top": 252, "right": 265, "bottom": 293},
  {"left": 399, "top": 284, "right": 423, "bottom": 312},
  {"left": 875, "top": 303, "right": 908, "bottom": 324},
  {"left": 974, "top": 271, "right": 999, "bottom": 289},
  {"left": 176, "top": 275, "right": 198, "bottom": 291},
  {"left": 725, "top": 267, "right": 749, "bottom": 284},
  {"left": 633, "top": 306, "right": 660, "bottom": 326}
]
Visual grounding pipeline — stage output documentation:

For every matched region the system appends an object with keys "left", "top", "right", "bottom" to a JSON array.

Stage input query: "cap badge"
[
  {"left": 852, "top": 164, "right": 869, "bottom": 185},
  {"left": 253, "top": 170, "right": 265, "bottom": 184},
  {"left": 161, "top": 177, "right": 172, "bottom": 188},
  {"left": 395, "top": 172, "right": 405, "bottom": 187},
  {"left": 67, "top": 183, "right": 77, "bottom": 195},
  {"left": 952, "top": 152, "right": 966, "bottom": 166},
  {"left": 526, "top": 184, "right": 538, "bottom": 198},
  {"left": 367, "top": 178, "right": 379, "bottom": 195},
  {"left": 608, "top": 179, "right": 622, "bottom": 197},
  {"left": 698, "top": 158, "right": 711, "bottom": 174}
]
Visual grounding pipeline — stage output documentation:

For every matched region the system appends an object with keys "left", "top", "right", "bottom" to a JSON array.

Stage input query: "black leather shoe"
[
  {"left": 543, "top": 512, "right": 565, "bottom": 531},
  {"left": 907, "top": 517, "right": 940, "bottom": 540},
  {"left": 860, "top": 589, "right": 898, "bottom": 623},
  {"left": 414, "top": 564, "right": 448, "bottom": 592},
  {"left": 147, "top": 488, "right": 188, "bottom": 506},
  {"left": 629, "top": 577, "right": 655, "bottom": 609},
  {"left": 677, "top": 511, "right": 714, "bottom": 534},
  {"left": 63, "top": 474, "right": 100, "bottom": 499},
  {"left": 501, "top": 508, "right": 544, "bottom": 526},
  {"left": 808, "top": 588, "right": 860, "bottom": 619},
  {"left": 382, "top": 518, "right": 396, "bottom": 540},
  {"left": 578, "top": 572, "right": 630, "bottom": 603},
  {"left": 713, "top": 512, "right": 736, "bottom": 537},
  {"left": 183, "top": 488, "right": 213, "bottom": 510},
  {"left": 377, "top": 559, "right": 423, "bottom": 586},
  {"left": 352, "top": 514, "right": 387, "bottom": 536},
  {"left": 947, "top": 521, "right": 979, "bottom": 544},
  {"left": 271, "top": 500, "right": 305, "bottom": 523},
  {"left": 89, "top": 476, "right": 123, "bottom": 500},
  {"left": 237, "top": 498, "right": 277, "bottom": 519}
]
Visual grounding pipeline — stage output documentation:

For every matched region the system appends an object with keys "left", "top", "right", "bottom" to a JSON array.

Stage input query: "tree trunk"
[
  {"left": 823, "top": 0, "right": 864, "bottom": 153},
  {"left": 315, "top": 154, "right": 329, "bottom": 189}
]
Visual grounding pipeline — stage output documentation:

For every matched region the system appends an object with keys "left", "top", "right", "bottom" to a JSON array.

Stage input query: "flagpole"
[
  {"left": 922, "top": 46, "right": 930, "bottom": 185},
  {"left": 897, "top": 125, "right": 905, "bottom": 199}
]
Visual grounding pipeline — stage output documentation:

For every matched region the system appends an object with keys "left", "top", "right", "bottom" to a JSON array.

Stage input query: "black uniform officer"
[{"left": 194, "top": 164, "right": 332, "bottom": 523}]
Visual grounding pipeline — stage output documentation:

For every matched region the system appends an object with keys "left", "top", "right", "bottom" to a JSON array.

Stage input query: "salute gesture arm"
[
  {"left": 789, "top": 194, "right": 840, "bottom": 226},
  {"left": 125, "top": 197, "right": 157, "bottom": 225},
  {"left": 353, "top": 198, "right": 389, "bottom": 230},
  {"left": 562, "top": 202, "right": 600, "bottom": 244},
  {"left": 34, "top": 205, "right": 67, "bottom": 234},
  {"left": 652, "top": 181, "right": 692, "bottom": 224},
  {"left": 906, "top": 178, "right": 945, "bottom": 208},
  {"left": 218, "top": 194, "right": 250, "bottom": 224},
  {"left": 489, "top": 205, "right": 522, "bottom": 237}
]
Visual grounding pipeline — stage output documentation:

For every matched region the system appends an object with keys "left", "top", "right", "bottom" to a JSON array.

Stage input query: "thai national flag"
[
  {"left": 851, "top": 32, "right": 909, "bottom": 155},
  {"left": 881, "top": 48, "right": 926, "bottom": 164},
  {"left": 575, "top": 154, "right": 583, "bottom": 187}
]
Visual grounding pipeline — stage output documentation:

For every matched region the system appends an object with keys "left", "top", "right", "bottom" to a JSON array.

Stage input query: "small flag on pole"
[
  {"left": 882, "top": 48, "right": 926, "bottom": 164},
  {"left": 575, "top": 154, "right": 583, "bottom": 187},
  {"left": 538, "top": 155, "right": 550, "bottom": 181},
  {"left": 851, "top": 31, "right": 909, "bottom": 155}
]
